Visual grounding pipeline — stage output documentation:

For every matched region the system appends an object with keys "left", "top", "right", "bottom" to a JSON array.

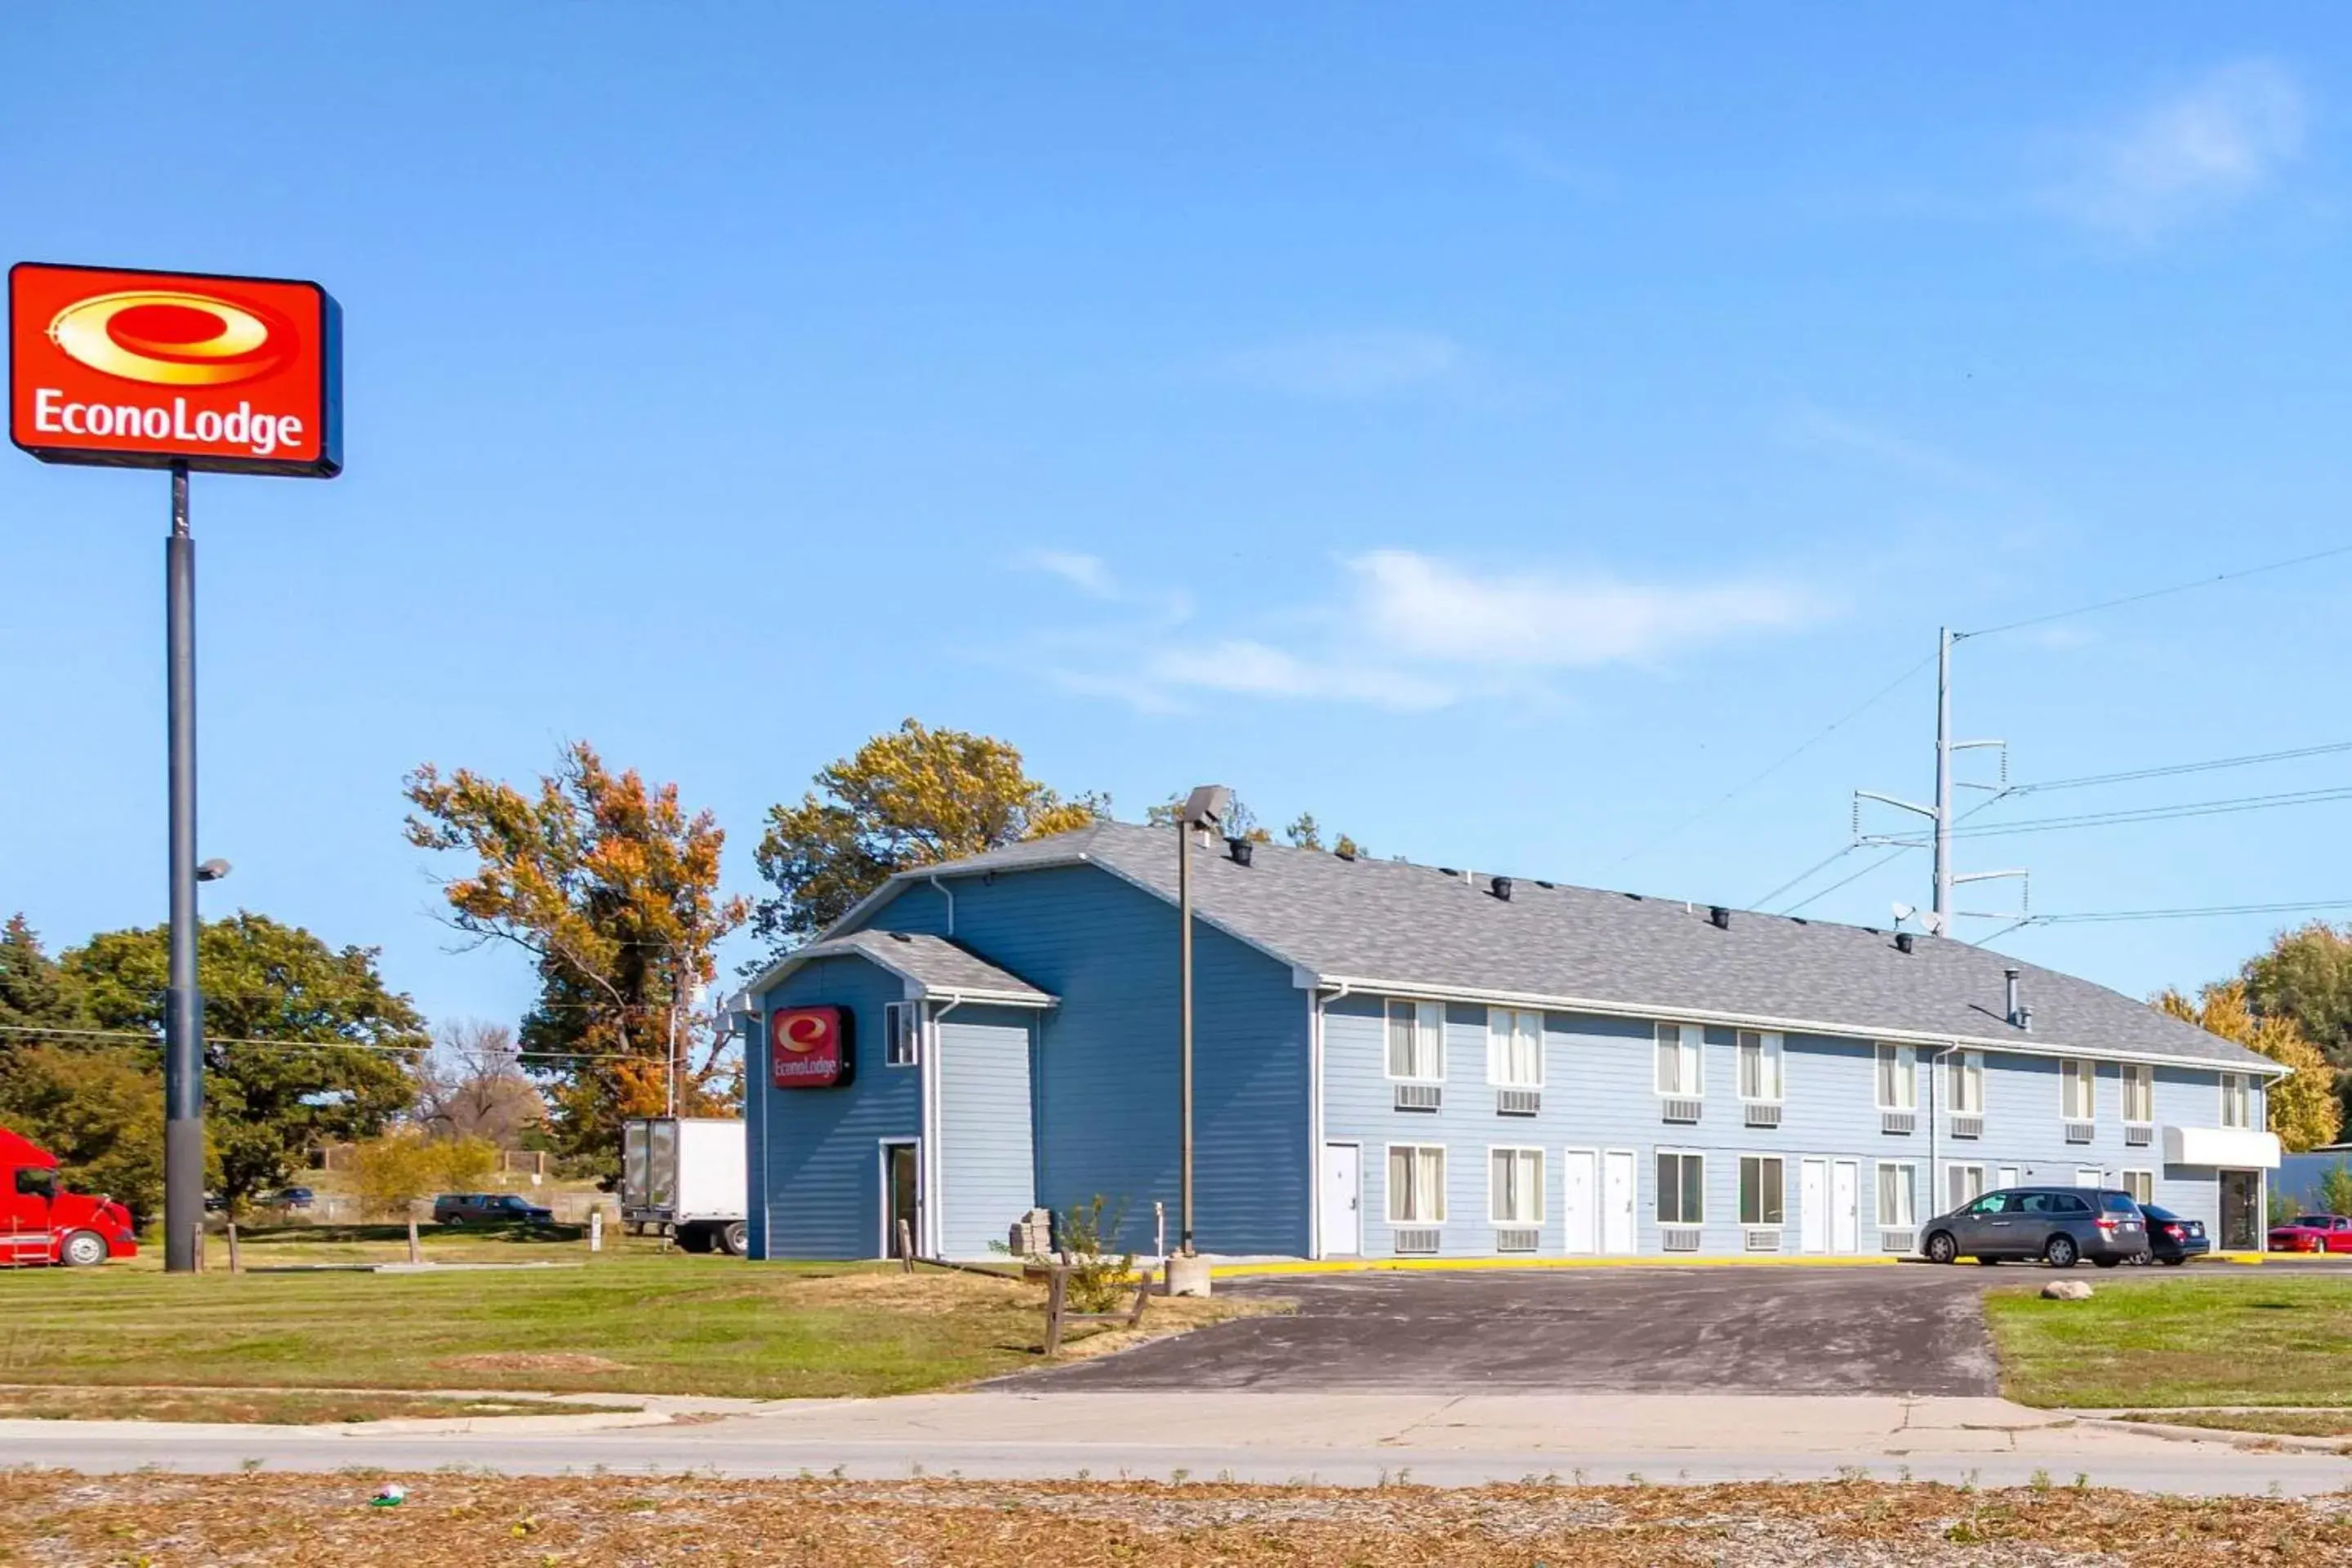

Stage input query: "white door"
[
  {"left": 1799, "top": 1159, "right": 1828, "bottom": 1253},
  {"left": 2074, "top": 1168, "right": 2102, "bottom": 1189},
  {"left": 1601, "top": 1150, "right": 1637, "bottom": 1254},
  {"left": 1561, "top": 1149, "right": 1597, "bottom": 1254},
  {"left": 1319, "top": 1143, "right": 1361, "bottom": 1258},
  {"left": 1831, "top": 1160, "right": 1860, "bottom": 1253}
]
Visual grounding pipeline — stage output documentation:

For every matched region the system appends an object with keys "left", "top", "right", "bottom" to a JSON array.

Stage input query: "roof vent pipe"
[
  {"left": 1895, "top": 932, "right": 1915, "bottom": 955},
  {"left": 1490, "top": 875, "right": 1512, "bottom": 902},
  {"left": 1708, "top": 906, "right": 1731, "bottom": 930},
  {"left": 2020, "top": 1003, "right": 2034, "bottom": 1033},
  {"left": 1226, "top": 837, "right": 1254, "bottom": 867},
  {"left": 2004, "top": 967, "right": 2022, "bottom": 1027}
]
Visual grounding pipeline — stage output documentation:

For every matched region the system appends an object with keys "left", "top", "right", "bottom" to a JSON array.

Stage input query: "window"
[
  {"left": 1945, "top": 1163, "right": 1987, "bottom": 1211},
  {"left": 2220, "top": 1072, "right": 2252, "bottom": 1129},
  {"left": 2120, "top": 1062, "right": 2154, "bottom": 1125},
  {"left": 14, "top": 1167, "right": 55, "bottom": 1199},
  {"left": 1387, "top": 1144, "right": 1446, "bottom": 1223},
  {"left": 1948, "top": 1051, "right": 1984, "bottom": 1116},
  {"left": 1486, "top": 1009, "right": 1544, "bottom": 1089},
  {"left": 2122, "top": 1170, "right": 2154, "bottom": 1205},
  {"left": 883, "top": 1001, "right": 923, "bottom": 1067},
  {"left": 1489, "top": 1147, "right": 1544, "bottom": 1225},
  {"left": 1876, "top": 1163, "right": 1916, "bottom": 1228},
  {"left": 1655, "top": 1023, "right": 1702, "bottom": 1097},
  {"left": 1655, "top": 1151, "right": 1704, "bottom": 1225},
  {"left": 1739, "top": 1155, "right": 1784, "bottom": 1227},
  {"left": 1874, "top": 1044, "right": 1917, "bottom": 1111},
  {"left": 2061, "top": 1058, "right": 2096, "bottom": 1122},
  {"left": 1736, "top": 1031, "right": 1784, "bottom": 1102},
  {"left": 1386, "top": 1000, "right": 1446, "bottom": 1082}
]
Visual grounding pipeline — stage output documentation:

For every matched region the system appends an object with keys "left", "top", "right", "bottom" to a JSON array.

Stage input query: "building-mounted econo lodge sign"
[
  {"left": 771, "top": 1005, "right": 853, "bottom": 1089},
  {"left": 9, "top": 261, "right": 342, "bottom": 479}
]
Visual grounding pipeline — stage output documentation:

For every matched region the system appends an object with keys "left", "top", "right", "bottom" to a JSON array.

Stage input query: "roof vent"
[
  {"left": 1335, "top": 844, "right": 1356, "bottom": 862},
  {"left": 1708, "top": 906, "right": 1731, "bottom": 930},
  {"left": 1226, "top": 837, "right": 1254, "bottom": 867},
  {"left": 888, "top": 931, "right": 914, "bottom": 943},
  {"left": 2005, "top": 967, "right": 2023, "bottom": 1028},
  {"left": 1490, "top": 875, "right": 1513, "bottom": 902},
  {"left": 1535, "top": 880, "right": 1554, "bottom": 889},
  {"left": 1895, "top": 931, "right": 1915, "bottom": 955},
  {"left": 2020, "top": 1004, "right": 2034, "bottom": 1032},
  {"left": 1438, "top": 866, "right": 1456, "bottom": 878}
]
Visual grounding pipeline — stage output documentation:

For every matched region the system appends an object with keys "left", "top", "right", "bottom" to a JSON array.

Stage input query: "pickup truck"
[{"left": 2, "top": 1125, "right": 139, "bottom": 1267}]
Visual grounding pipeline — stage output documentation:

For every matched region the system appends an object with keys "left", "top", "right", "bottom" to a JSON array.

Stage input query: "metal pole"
[
  {"left": 163, "top": 461, "right": 205, "bottom": 1274},
  {"left": 1178, "top": 816, "right": 1195, "bottom": 1257},
  {"left": 1931, "top": 626, "right": 1953, "bottom": 934}
]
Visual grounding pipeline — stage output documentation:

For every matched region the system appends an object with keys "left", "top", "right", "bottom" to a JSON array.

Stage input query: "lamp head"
[
  {"left": 196, "top": 859, "right": 232, "bottom": 883},
  {"left": 1179, "top": 784, "right": 1234, "bottom": 831}
]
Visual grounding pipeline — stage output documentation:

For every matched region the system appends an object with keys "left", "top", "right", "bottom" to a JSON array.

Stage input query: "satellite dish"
[{"left": 1891, "top": 902, "right": 1917, "bottom": 925}]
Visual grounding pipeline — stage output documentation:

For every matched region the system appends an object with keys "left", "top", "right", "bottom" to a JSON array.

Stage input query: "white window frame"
[
  {"left": 2119, "top": 1062, "right": 2154, "bottom": 1125},
  {"left": 1384, "top": 1143, "right": 1448, "bottom": 1225},
  {"left": 1738, "top": 1153, "right": 1784, "bottom": 1228},
  {"left": 1875, "top": 1160, "right": 1918, "bottom": 1229},
  {"left": 1487, "top": 1145, "right": 1544, "bottom": 1226},
  {"left": 2060, "top": 1058, "right": 2096, "bottom": 1124},
  {"left": 1486, "top": 1008, "right": 1545, "bottom": 1089},
  {"left": 1735, "top": 1030, "right": 1784, "bottom": 1103},
  {"left": 2220, "top": 1071, "right": 2252, "bottom": 1130},
  {"left": 2122, "top": 1169, "right": 2154, "bottom": 1205},
  {"left": 1384, "top": 1000, "right": 1446, "bottom": 1084},
  {"left": 882, "top": 1000, "right": 924, "bottom": 1068},
  {"left": 1874, "top": 1043, "right": 1918, "bottom": 1111},
  {"left": 1944, "top": 1162, "right": 1987, "bottom": 1212},
  {"left": 1654, "top": 1022, "right": 1703, "bottom": 1098},
  {"left": 1655, "top": 1147, "right": 1704, "bottom": 1226},
  {"left": 1947, "top": 1050, "right": 1984, "bottom": 1116}
]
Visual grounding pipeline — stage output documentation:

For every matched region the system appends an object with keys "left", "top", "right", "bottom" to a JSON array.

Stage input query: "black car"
[
  {"left": 270, "top": 1186, "right": 316, "bottom": 1209},
  {"left": 2136, "top": 1203, "right": 2210, "bottom": 1266},
  {"left": 1918, "top": 1186, "right": 2147, "bottom": 1267},
  {"left": 432, "top": 1192, "right": 554, "bottom": 1226}
]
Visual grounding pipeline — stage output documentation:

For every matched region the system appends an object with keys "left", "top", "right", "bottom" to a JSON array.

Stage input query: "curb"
[
  {"left": 2083, "top": 1416, "right": 2352, "bottom": 1456},
  {"left": 1209, "top": 1254, "right": 1909, "bottom": 1280}
]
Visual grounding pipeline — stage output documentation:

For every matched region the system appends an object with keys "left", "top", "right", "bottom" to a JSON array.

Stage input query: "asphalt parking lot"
[{"left": 1015, "top": 1265, "right": 2013, "bottom": 1396}]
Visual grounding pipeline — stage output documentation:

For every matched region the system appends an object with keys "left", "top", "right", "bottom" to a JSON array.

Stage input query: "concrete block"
[
  {"left": 2040, "top": 1280, "right": 2094, "bottom": 1301},
  {"left": 1166, "top": 1253, "right": 1213, "bottom": 1298}
]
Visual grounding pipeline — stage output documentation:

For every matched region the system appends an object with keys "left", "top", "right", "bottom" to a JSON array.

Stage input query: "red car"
[
  {"left": 2, "top": 1126, "right": 140, "bottom": 1266},
  {"left": 2267, "top": 1214, "right": 2352, "bottom": 1254}
]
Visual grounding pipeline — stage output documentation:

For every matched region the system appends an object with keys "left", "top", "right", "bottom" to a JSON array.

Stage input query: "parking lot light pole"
[{"left": 1174, "top": 785, "right": 1232, "bottom": 1279}]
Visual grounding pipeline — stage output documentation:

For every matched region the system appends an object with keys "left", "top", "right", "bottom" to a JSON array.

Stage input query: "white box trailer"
[{"left": 621, "top": 1116, "right": 748, "bottom": 1255}]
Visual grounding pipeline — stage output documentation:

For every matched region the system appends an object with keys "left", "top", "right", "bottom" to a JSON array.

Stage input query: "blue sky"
[{"left": 5, "top": 7, "right": 2349, "bottom": 1032}]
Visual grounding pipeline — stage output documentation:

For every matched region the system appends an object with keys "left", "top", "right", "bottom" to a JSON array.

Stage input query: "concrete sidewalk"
[{"left": 6, "top": 1391, "right": 2348, "bottom": 1495}]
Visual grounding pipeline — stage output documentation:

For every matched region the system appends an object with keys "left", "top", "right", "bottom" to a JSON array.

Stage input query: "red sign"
[
  {"left": 9, "top": 261, "right": 342, "bottom": 478},
  {"left": 770, "top": 1006, "right": 853, "bottom": 1089}
]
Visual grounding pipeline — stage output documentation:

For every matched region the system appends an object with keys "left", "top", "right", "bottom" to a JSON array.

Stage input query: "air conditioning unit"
[
  {"left": 2064, "top": 1120, "right": 2094, "bottom": 1145},
  {"left": 1392, "top": 1227, "right": 1440, "bottom": 1256},
  {"left": 1881, "top": 1110, "right": 1917, "bottom": 1136},
  {"left": 1394, "top": 1084, "right": 1442, "bottom": 1112},
  {"left": 1494, "top": 1227, "right": 1539, "bottom": 1254},
  {"left": 1661, "top": 1227, "right": 1703, "bottom": 1253},
  {"left": 1949, "top": 1114, "right": 1984, "bottom": 1140},
  {"left": 1660, "top": 1097, "right": 1701, "bottom": 1124},
  {"left": 1496, "top": 1089, "right": 1540, "bottom": 1117},
  {"left": 1744, "top": 1102, "right": 1782, "bottom": 1129}
]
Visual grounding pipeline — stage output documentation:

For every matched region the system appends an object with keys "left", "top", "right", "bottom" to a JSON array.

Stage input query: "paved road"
[{"left": 1009, "top": 1265, "right": 2006, "bottom": 1395}]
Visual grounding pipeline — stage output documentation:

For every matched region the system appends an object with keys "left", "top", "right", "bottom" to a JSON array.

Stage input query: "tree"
[
  {"left": 752, "top": 719, "right": 1104, "bottom": 953},
  {"left": 0, "top": 915, "right": 167, "bottom": 1218},
  {"left": 2320, "top": 1161, "right": 2352, "bottom": 1221},
  {"left": 0, "top": 913, "right": 80, "bottom": 1032},
  {"left": 404, "top": 742, "right": 749, "bottom": 1172},
  {"left": 2157, "top": 981, "right": 2342, "bottom": 1152},
  {"left": 63, "top": 913, "right": 428, "bottom": 1210},
  {"left": 2244, "top": 921, "right": 2352, "bottom": 1113},
  {"left": 351, "top": 1130, "right": 497, "bottom": 1218},
  {"left": 414, "top": 1019, "right": 546, "bottom": 1147}
]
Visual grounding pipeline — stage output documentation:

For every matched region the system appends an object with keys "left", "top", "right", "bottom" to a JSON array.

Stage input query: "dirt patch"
[{"left": 430, "top": 1352, "right": 635, "bottom": 1374}]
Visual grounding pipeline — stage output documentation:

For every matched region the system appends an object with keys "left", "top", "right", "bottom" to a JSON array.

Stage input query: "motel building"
[{"left": 739, "top": 820, "right": 2284, "bottom": 1264}]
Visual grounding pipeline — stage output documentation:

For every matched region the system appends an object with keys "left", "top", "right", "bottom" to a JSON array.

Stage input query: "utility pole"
[
  {"left": 1932, "top": 626, "right": 1953, "bottom": 930},
  {"left": 163, "top": 461, "right": 205, "bottom": 1274}
]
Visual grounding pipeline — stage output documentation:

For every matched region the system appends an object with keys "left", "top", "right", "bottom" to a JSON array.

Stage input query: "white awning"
[{"left": 2163, "top": 1125, "right": 2282, "bottom": 1169}]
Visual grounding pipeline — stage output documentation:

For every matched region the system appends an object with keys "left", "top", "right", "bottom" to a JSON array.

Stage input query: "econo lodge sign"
[
  {"left": 9, "top": 261, "right": 342, "bottom": 478},
  {"left": 770, "top": 1006, "right": 853, "bottom": 1090}
]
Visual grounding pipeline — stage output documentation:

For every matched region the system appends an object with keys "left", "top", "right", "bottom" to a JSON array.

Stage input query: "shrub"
[{"left": 1053, "top": 1196, "right": 1136, "bottom": 1313}]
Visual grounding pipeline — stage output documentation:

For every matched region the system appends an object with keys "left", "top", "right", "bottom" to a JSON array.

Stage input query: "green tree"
[
  {"left": 65, "top": 913, "right": 427, "bottom": 1210},
  {"left": 0, "top": 913, "right": 81, "bottom": 1031},
  {"left": 2244, "top": 921, "right": 2352, "bottom": 1116},
  {"left": 752, "top": 719, "right": 1104, "bottom": 954},
  {"left": 0, "top": 916, "right": 167, "bottom": 1218},
  {"left": 405, "top": 741, "right": 748, "bottom": 1172},
  {"left": 2157, "top": 981, "right": 2343, "bottom": 1152},
  {"left": 2320, "top": 1162, "right": 2352, "bottom": 1220}
]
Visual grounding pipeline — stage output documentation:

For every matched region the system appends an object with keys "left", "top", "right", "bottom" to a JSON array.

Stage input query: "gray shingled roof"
[
  {"left": 764, "top": 929, "right": 1054, "bottom": 1004},
  {"left": 866, "top": 821, "right": 2269, "bottom": 1072}
]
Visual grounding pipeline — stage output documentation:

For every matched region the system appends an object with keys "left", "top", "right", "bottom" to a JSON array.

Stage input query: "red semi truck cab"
[{"left": 1, "top": 1127, "right": 138, "bottom": 1267}]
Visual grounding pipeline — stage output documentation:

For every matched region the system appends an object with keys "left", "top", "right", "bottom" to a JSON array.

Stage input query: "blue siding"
[
  {"left": 936, "top": 1006, "right": 1036, "bottom": 1258},
  {"left": 747, "top": 955, "right": 920, "bottom": 1260},
  {"left": 1319, "top": 993, "right": 2241, "bottom": 1258},
  {"left": 857, "top": 863, "right": 1311, "bottom": 1256}
]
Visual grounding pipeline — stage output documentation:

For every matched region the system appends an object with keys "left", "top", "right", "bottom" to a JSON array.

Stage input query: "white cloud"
[
  {"left": 1018, "top": 550, "right": 1119, "bottom": 599},
  {"left": 1215, "top": 331, "right": 1469, "bottom": 399},
  {"left": 2051, "top": 60, "right": 2307, "bottom": 238},
  {"left": 1780, "top": 404, "right": 1991, "bottom": 489},
  {"left": 1344, "top": 550, "right": 1818, "bottom": 668},
  {"left": 1143, "top": 638, "right": 1459, "bottom": 711}
]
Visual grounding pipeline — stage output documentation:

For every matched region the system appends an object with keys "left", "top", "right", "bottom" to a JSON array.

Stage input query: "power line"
[
  {"left": 1752, "top": 843, "right": 1864, "bottom": 909},
  {"left": 2024, "top": 899, "right": 2352, "bottom": 925},
  {"left": 1868, "top": 783, "right": 2352, "bottom": 845},
  {"left": 1615, "top": 650, "right": 1939, "bottom": 867},
  {"left": 1958, "top": 540, "right": 2352, "bottom": 641},
  {"left": 0, "top": 1022, "right": 666, "bottom": 1062},
  {"left": 1780, "top": 846, "right": 1915, "bottom": 915},
  {"left": 2011, "top": 740, "right": 2352, "bottom": 795}
]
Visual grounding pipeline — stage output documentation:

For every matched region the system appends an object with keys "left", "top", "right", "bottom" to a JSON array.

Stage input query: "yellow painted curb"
[{"left": 1209, "top": 1253, "right": 1908, "bottom": 1280}]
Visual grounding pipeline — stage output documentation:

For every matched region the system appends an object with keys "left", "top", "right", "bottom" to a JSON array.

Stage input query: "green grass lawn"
[
  {"left": 0, "top": 1252, "right": 1134, "bottom": 1399},
  {"left": 1988, "top": 1274, "right": 2352, "bottom": 1408},
  {"left": 2117, "top": 1409, "right": 2352, "bottom": 1439}
]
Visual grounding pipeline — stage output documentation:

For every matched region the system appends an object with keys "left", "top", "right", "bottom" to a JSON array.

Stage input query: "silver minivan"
[{"left": 1919, "top": 1187, "right": 2145, "bottom": 1268}]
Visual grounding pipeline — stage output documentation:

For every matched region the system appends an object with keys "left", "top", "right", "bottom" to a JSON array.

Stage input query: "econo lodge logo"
[
  {"left": 770, "top": 1006, "right": 850, "bottom": 1089},
  {"left": 10, "top": 262, "right": 343, "bottom": 479}
]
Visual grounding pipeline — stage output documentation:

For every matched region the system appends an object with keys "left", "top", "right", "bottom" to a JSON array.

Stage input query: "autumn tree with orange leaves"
[{"left": 403, "top": 743, "right": 749, "bottom": 1169}]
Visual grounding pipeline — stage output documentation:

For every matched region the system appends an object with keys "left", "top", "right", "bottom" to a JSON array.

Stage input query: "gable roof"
[
  {"left": 751, "top": 929, "right": 1054, "bottom": 1008},
  {"left": 855, "top": 820, "right": 2273, "bottom": 1075}
]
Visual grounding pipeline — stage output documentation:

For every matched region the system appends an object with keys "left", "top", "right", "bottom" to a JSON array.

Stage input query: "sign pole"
[{"left": 163, "top": 459, "right": 205, "bottom": 1274}]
